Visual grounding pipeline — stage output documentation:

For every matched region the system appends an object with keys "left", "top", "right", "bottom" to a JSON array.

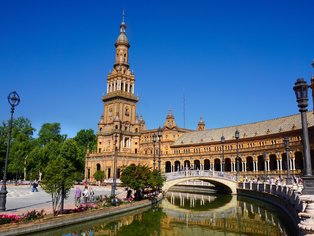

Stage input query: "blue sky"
[{"left": 0, "top": 0, "right": 314, "bottom": 137}]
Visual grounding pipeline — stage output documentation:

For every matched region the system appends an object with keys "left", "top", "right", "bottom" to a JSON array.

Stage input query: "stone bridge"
[{"left": 163, "top": 170, "right": 238, "bottom": 194}]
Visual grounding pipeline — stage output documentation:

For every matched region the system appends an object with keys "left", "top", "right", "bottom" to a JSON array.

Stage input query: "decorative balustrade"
[
  {"left": 165, "top": 170, "right": 237, "bottom": 182},
  {"left": 238, "top": 181, "right": 304, "bottom": 210}
]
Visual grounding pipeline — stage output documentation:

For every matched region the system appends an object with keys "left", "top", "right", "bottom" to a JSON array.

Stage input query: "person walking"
[
  {"left": 74, "top": 186, "right": 82, "bottom": 207},
  {"left": 83, "top": 186, "right": 89, "bottom": 204}
]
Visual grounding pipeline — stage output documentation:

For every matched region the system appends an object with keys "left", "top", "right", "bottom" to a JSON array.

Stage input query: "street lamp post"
[
  {"left": 284, "top": 137, "right": 293, "bottom": 185},
  {"left": 157, "top": 127, "right": 162, "bottom": 172},
  {"left": 263, "top": 151, "right": 267, "bottom": 182},
  {"left": 111, "top": 133, "right": 119, "bottom": 203},
  {"left": 235, "top": 129, "right": 240, "bottom": 181},
  {"left": 152, "top": 133, "right": 157, "bottom": 170},
  {"left": 0, "top": 91, "right": 20, "bottom": 211},
  {"left": 221, "top": 135, "right": 225, "bottom": 172},
  {"left": 293, "top": 78, "right": 314, "bottom": 194}
]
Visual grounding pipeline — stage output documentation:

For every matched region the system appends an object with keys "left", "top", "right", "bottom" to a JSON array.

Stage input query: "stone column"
[
  {"left": 279, "top": 159, "right": 283, "bottom": 171},
  {"left": 267, "top": 160, "right": 270, "bottom": 171},
  {"left": 292, "top": 158, "right": 296, "bottom": 170}
]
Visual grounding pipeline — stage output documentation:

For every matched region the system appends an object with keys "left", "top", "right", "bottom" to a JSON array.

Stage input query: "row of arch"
[{"left": 164, "top": 152, "right": 305, "bottom": 173}]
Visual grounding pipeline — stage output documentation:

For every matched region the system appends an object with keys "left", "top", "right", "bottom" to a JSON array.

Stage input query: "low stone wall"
[
  {"left": 237, "top": 182, "right": 305, "bottom": 235},
  {"left": 0, "top": 196, "right": 163, "bottom": 236}
]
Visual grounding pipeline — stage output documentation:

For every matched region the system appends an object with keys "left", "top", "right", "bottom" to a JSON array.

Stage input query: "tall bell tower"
[{"left": 97, "top": 13, "right": 142, "bottom": 154}]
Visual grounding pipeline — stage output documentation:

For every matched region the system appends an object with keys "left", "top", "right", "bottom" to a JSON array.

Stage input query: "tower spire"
[{"left": 122, "top": 9, "right": 125, "bottom": 23}]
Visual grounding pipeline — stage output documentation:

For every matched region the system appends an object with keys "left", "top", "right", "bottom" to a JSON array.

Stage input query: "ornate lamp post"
[
  {"left": 152, "top": 133, "right": 157, "bottom": 170},
  {"left": 111, "top": 132, "right": 119, "bottom": 204},
  {"left": 221, "top": 135, "right": 225, "bottom": 172},
  {"left": 235, "top": 129, "right": 240, "bottom": 181},
  {"left": 157, "top": 127, "right": 162, "bottom": 172},
  {"left": 293, "top": 78, "right": 314, "bottom": 194},
  {"left": 0, "top": 91, "right": 20, "bottom": 211},
  {"left": 283, "top": 137, "right": 293, "bottom": 185},
  {"left": 263, "top": 151, "right": 267, "bottom": 182}
]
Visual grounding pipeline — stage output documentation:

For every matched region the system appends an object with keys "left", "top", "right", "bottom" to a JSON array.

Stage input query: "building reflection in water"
[
  {"left": 41, "top": 191, "right": 294, "bottom": 235},
  {"left": 163, "top": 191, "right": 293, "bottom": 236}
]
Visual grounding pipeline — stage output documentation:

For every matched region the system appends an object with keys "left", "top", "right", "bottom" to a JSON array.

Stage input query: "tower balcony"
[{"left": 102, "top": 91, "right": 139, "bottom": 102}]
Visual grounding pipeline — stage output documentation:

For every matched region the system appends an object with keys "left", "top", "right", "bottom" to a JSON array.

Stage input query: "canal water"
[{"left": 34, "top": 191, "right": 297, "bottom": 236}]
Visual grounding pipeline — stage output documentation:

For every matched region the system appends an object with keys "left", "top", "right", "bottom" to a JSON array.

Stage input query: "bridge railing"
[
  {"left": 164, "top": 170, "right": 237, "bottom": 182},
  {"left": 238, "top": 181, "right": 304, "bottom": 213}
]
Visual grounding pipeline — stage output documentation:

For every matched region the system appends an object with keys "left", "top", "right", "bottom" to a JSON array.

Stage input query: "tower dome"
[{"left": 115, "top": 11, "right": 130, "bottom": 48}]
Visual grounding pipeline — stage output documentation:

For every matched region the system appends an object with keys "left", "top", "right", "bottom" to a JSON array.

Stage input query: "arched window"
[{"left": 96, "top": 163, "right": 101, "bottom": 171}]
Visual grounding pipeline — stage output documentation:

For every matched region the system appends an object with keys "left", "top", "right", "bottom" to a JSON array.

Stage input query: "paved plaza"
[{"left": 3, "top": 184, "right": 124, "bottom": 215}]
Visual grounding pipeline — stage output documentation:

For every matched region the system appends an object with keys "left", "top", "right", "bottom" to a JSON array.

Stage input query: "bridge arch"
[{"left": 163, "top": 170, "right": 237, "bottom": 194}]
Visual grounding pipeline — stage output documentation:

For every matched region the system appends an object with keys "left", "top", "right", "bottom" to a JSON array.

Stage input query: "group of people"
[{"left": 74, "top": 186, "right": 94, "bottom": 207}]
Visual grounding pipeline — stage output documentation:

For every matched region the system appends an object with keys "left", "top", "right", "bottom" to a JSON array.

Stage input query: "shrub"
[
  {"left": 0, "top": 214, "right": 22, "bottom": 225},
  {"left": 22, "top": 210, "right": 45, "bottom": 222}
]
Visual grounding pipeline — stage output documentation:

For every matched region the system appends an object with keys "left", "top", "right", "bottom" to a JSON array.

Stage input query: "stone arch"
[
  {"left": 281, "top": 153, "right": 288, "bottom": 170},
  {"left": 96, "top": 163, "right": 101, "bottom": 171},
  {"left": 184, "top": 160, "right": 191, "bottom": 169},
  {"left": 295, "top": 151, "right": 303, "bottom": 170},
  {"left": 214, "top": 158, "right": 221, "bottom": 171},
  {"left": 204, "top": 159, "right": 210, "bottom": 170},
  {"left": 174, "top": 160, "right": 181, "bottom": 171},
  {"left": 246, "top": 156, "right": 253, "bottom": 171},
  {"left": 239, "top": 157, "right": 243, "bottom": 171},
  {"left": 163, "top": 176, "right": 237, "bottom": 194},
  {"left": 225, "top": 158, "right": 231, "bottom": 172},
  {"left": 194, "top": 160, "right": 200, "bottom": 170},
  {"left": 269, "top": 154, "right": 277, "bottom": 171},
  {"left": 257, "top": 155, "right": 265, "bottom": 171},
  {"left": 165, "top": 161, "right": 171, "bottom": 173}
]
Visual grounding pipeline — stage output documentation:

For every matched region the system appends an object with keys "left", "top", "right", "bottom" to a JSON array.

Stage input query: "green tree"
[
  {"left": 73, "top": 129, "right": 96, "bottom": 175},
  {"left": 120, "top": 165, "right": 151, "bottom": 191},
  {"left": 120, "top": 165, "right": 165, "bottom": 200},
  {"left": 93, "top": 170, "right": 105, "bottom": 183},
  {"left": 28, "top": 140, "right": 61, "bottom": 180},
  {"left": 38, "top": 123, "right": 66, "bottom": 146},
  {"left": 59, "top": 139, "right": 83, "bottom": 180},
  {"left": 0, "top": 117, "right": 35, "bottom": 181},
  {"left": 40, "top": 156, "right": 76, "bottom": 216},
  {"left": 148, "top": 169, "right": 166, "bottom": 191},
  {"left": 73, "top": 129, "right": 96, "bottom": 151}
]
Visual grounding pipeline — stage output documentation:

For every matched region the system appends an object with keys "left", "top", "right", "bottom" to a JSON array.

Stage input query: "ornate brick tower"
[{"left": 97, "top": 14, "right": 142, "bottom": 155}]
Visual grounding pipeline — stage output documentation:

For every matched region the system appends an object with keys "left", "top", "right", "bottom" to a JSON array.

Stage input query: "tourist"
[
  {"left": 83, "top": 186, "right": 89, "bottom": 203},
  {"left": 89, "top": 187, "right": 94, "bottom": 202},
  {"left": 32, "top": 180, "right": 39, "bottom": 192},
  {"left": 126, "top": 189, "right": 133, "bottom": 201},
  {"left": 74, "top": 186, "right": 82, "bottom": 207}
]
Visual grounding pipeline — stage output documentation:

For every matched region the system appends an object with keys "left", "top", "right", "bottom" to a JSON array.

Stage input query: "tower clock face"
[{"left": 168, "top": 120, "right": 173, "bottom": 127}]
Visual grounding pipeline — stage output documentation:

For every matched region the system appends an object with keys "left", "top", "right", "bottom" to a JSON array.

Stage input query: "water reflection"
[{"left": 35, "top": 192, "right": 296, "bottom": 236}]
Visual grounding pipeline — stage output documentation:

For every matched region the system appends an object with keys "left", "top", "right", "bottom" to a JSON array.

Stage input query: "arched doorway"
[
  {"left": 165, "top": 161, "right": 171, "bottom": 173},
  {"left": 204, "top": 159, "right": 210, "bottom": 170},
  {"left": 184, "top": 160, "right": 191, "bottom": 169},
  {"left": 214, "top": 158, "right": 221, "bottom": 171},
  {"left": 174, "top": 161, "right": 181, "bottom": 171},
  {"left": 239, "top": 157, "right": 243, "bottom": 171},
  {"left": 295, "top": 151, "right": 303, "bottom": 170},
  {"left": 282, "top": 153, "right": 288, "bottom": 170},
  {"left": 246, "top": 156, "right": 253, "bottom": 171},
  {"left": 269, "top": 154, "right": 277, "bottom": 171},
  {"left": 257, "top": 155, "right": 265, "bottom": 171},
  {"left": 194, "top": 160, "right": 200, "bottom": 170},
  {"left": 225, "top": 158, "right": 231, "bottom": 172},
  {"left": 96, "top": 163, "right": 101, "bottom": 171}
]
